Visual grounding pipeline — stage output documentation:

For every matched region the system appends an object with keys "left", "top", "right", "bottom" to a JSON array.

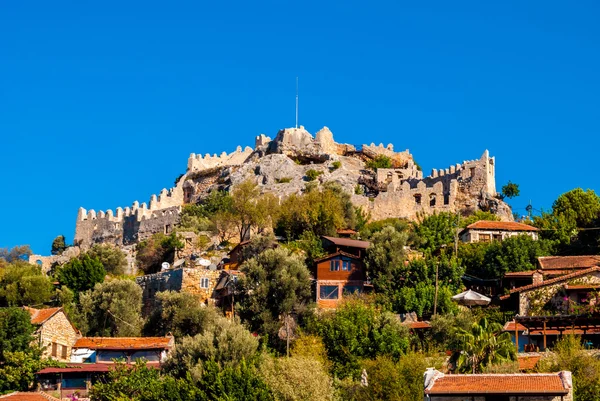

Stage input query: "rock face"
[{"left": 74, "top": 125, "right": 513, "bottom": 251}]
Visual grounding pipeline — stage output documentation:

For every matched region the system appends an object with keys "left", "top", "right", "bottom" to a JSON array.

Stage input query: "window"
[
  {"left": 62, "top": 376, "right": 87, "bottom": 389},
  {"left": 479, "top": 234, "right": 491, "bottom": 243},
  {"left": 342, "top": 258, "right": 351, "bottom": 271},
  {"left": 444, "top": 193, "right": 450, "bottom": 205},
  {"left": 131, "top": 350, "right": 161, "bottom": 362},
  {"left": 493, "top": 234, "right": 502, "bottom": 242},
  {"left": 319, "top": 285, "right": 339, "bottom": 300},
  {"left": 97, "top": 351, "right": 127, "bottom": 362},
  {"left": 343, "top": 285, "right": 362, "bottom": 295},
  {"left": 330, "top": 259, "right": 340, "bottom": 272},
  {"left": 51, "top": 342, "right": 58, "bottom": 357},
  {"left": 164, "top": 224, "right": 172, "bottom": 234},
  {"left": 61, "top": 345, "right": 68, "bottom": 359},
  {"left": 429, "top": 194, "right": 436, "bottom": 207},
  {"left": 414, "top": 194, "right": 422, "bottom": 205},
  {"left": 200, "top": 277, "right": 210, "bottom": 289}
]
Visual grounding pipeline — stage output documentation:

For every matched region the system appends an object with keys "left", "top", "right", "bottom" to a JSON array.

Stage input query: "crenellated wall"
[{"left": 187, "top": 146, "right": 253, "bottom": 172}]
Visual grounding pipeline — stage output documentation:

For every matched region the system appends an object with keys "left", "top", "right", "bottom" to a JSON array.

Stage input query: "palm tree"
[{"left": 456, "top": 317, "right": 515, "bottom": 373}]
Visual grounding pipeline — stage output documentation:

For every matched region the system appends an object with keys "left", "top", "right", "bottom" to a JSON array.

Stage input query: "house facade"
[
  {"left": 25, "top": 307, "right": 79, "bottom": 362},
  {"left": 460, "top": 221, "right": 539, "bottom": 243}
]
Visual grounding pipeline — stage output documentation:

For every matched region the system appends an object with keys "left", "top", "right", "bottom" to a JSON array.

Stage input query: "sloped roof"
[
  {"left": 507, "top": 266, "right": 600, "bottom": 295},
  {"left": 465, "top": 220, "right": 539, "bottom": 232},
  {"left": 322, "top": 236, "right": 371, "bottom": 249},
  {"left": 404, "top": 321, "right": 431, "bottom": 329},
  {"left": 538, "top": 255, "right": 600, "bottom": 270},
  {"left": 425, "top": 372, "right": 569, "bottom": 395},
  {"left": 504, "top": 271, "right": 539, "bottom": 277},
  {"left": 38, "top": 362, "right": 161, "bottom": 374},
  {"left": 0, "top": 393, "right": 60, "bottom": 401},
  {"left": 74, "top": 336, "right": 173, "bottom": 350},
  {"left": 24, "top": 307, "right": 62, "bottom": 325},
  {"left": 313, "top": 251, "right": 361, "bottom": 263},
  {"left": 518, "top": 355, "right": 542, "bottom": 371}
]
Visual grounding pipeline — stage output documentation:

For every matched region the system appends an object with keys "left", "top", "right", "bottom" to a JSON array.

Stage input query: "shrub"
[
  {"left": 354, "top": 184, "right": 364, "bottom": 195},
  {"left": 331, "top": 161, "right": 342, "bottom": 171},
  {"left": 276, "top": 177, "right": 292, "bottom": 184},
  {"left": 365, "top": 155, "right": 392, "bottom": 171},
  {"left": 305, "top": 169, "right": 323, "bottom": 181}
]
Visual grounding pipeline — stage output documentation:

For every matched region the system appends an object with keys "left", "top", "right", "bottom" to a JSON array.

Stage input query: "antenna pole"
[{"left": 295, "top": 77, "right": 298, "bottom": 128}]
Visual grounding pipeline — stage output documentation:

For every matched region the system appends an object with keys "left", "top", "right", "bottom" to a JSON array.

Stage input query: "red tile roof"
[
  {"left": 405, "top": 321, "right": 431, "bottom": 329},
  {"left": 503, "top": 321, "right": 527, "bottom": 332},
  {"left": 502, "top": 320, "right": 600, "bottom": 335},
  {"left": 538, "top": 255, "right": 600, "bottom": 270},
  {"left": 465, "top": 221, "right": 539, "bottom": 232},
  {"left": 0, "top": 393, "right": 60, "bottom": 401},
  {"left": 24, "top": 307, "right": 62, "bottom": 325},
  {"left": 38, "top": 362, "right": 161, "bottom": 374},
  {"left": 508, "top": 266, "right": 600, "bottom": 294},
  {"left": 425, "top": 373, "right": 569, "bottom": 395},
  {"left": 504, "top": 271, "right": 538, "bottom": 277},
  {"left": 322, "top": 236, "right": 371, "bottom": 249},
  {"left": 518, "top": 356, "right": 542, "bottom": 371},
  {"left": 74, "top": 337, "right": 173, "bottom": 350}
]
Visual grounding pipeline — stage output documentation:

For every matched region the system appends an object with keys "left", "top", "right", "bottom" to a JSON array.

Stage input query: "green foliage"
[
  {"left": 145, "top": 292, "right": 220, "bottom": 338},
  {"left": 136, "top": 233, "right": 184, "bottom": 274},
  {"left": 331, "top": 161, "right": 342, "bottom": 170},
  {"left": 86, "top": 244, "right": 128, "bottom": 276},
  {"left": 195, "top": 360, "right": 274, "bottom": 401},
  {"left": 163, "top": 317, "right": 259, "bottom": 378},
  {"left": 51, "top": 235, "right": 67, "bottom": 255},
  {"left": 0, "top": 307, "right": 35, "bottom": 360},
  {"left": 79, "top": 278, "right": 144, "bottom": 336},
  {"left": 238, "top": 248, "right": 312, "bottom": 350},
  {"left": 365, "top": 155, "right": 392, "bottom": 171},
  {"left": 0, "top": 245, "right": 32, "bottom": 263},
  {"left": 455, "top": 317, "right": 515, "bottom": 373},
  {"left": 354, "top": 184, "right": 364, "bottom": 195},
  {"left": 459, "top": 234, "right": 551, "bottom": 279},
  {"left": 310, "top": 297, "right": 410, "bottom": 378},
  {"left": 0, "top": 349, "right": 60, "bottom": 395},
  {"left": 178, "top": 205, "right": 216, "bottom": 234},
  {"left": 540, "top": 335, "right": 600, "bottom": 400},
  {"left": 57, "top": 254, "right": 106, "bottom": 295},
  {"left": 501, "top": 181, "right": 520, "bottom": 199},
  {"left": 89, "top": 360, "right": 197, "bottom": 401},
  {"left": 240, "top": 234, "right": 278, "bottom": 262},
  {"left": 283, "top": 230, "right": 326, "bottom": 266},
  {"left": 276, "top": 177, "right": 292, "bottom": 184},
  {"left": 0, "top": 262, "right": 54, "bottom": 306},
  {"left": 259, "top": 354, "right": 335, "bottom": 401},
  {"left": 427, "top": 310, "right": 477, "bottom": 352},
  {"left": 305, "top": 169, "right": 323, "bottom": 181},
  {"left": 395, "top": 283, "right": 458, "bottom": 317},
  {"left": 228, "top": 180, "right": 280, "bottom": 242},
  {"left": 359, "top": 217, "right": 411, "bottom": 240},
  {"left": 414, "top": 212, "right": 457, "bottom": 253}
]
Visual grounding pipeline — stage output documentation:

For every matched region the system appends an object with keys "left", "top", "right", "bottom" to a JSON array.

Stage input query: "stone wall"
[
  {"left": 187, "top": 146, "right": 253, "bottom": 172},
  {"left": 39, "top": 311, "right": 79, "bottom": 362},
  {"left": 29, "top": 246, "right": 80, "bottom": 274}
]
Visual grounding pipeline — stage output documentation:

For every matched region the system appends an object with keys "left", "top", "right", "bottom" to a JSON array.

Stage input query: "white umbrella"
[{"left": 452, "top": 289, "right": 491, "bottom": 306}]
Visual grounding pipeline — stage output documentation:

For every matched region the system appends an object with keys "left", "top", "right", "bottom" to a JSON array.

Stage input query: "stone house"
[
  {"left": 25, "top": 307, "right": 79, "bottom": 362},
  {"left": 460, "top": 220, "right": 539, "bottom": 243},
  {"left": 136, "top": 267, "right": 225, "bottom": 314},
  {"left": 423, "top": 368, "right": 573, "bottom": 401}
]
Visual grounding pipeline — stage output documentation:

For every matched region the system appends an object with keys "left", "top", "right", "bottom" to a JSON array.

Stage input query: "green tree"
[
  {"left": 414, "top": 212, "right": 457, "bottom": 253},
  {"left": 460, "top": 211, "right": 500, "bottom": 228},
  {"left": 51, "top": 235, "right": 67, "bottom": 255},
  {"left": 144, "top": 292, "right": 220, "bottom": 338},
  {"left": 0, "top": 245, "right": 32, "bottom": 263},
  {"left": 0, "top": 307, "right": 35, "bottom": 360},
  {"left": 136, "top": 233, "right": 184, "bottom": 274},
  {"left": 0, "top": 349, "right": 59, "bottom": 395},
  {"left": 501, "top": 181, "right": 520, "bottom": 199},
  {"left": 162, "top": 316, "right": 259, "bottom": 379},
  {"left": 0, "top": 262, "right": 55, "bottom": 306},
  {"left": 238, "top": 248, "right": 312, "bottom": 351},
  {"left": 56, "top": 254, "right": 106, "bottom": 295},
  {"left": 284, "top": 230, "right": 326, "bottom": 266},
  {"left": 228, "top": 180, "right": 279, "bottom": 242},
  {"left": 79, "top": 279, "right": 144, "bottom": 336},
  {"left": 86, "top": 244, "right": 128, "bottom": 276},
  {"left": 365, "top": 155, "right": 392, "bottom": 171},
  {"left": 89, "top": 360, "right": 197, "bottom": 401},
  {"left": 195, "top": 360, "right": 274, "bottom": 401},
  {"left": 455, "top": 317, "right": 515, "bottom": 373}
]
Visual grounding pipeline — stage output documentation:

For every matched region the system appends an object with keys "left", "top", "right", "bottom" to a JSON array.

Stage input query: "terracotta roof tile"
[
  {"left": 503, "top": 320, "right": 527, "bottom": 332},
  {"left": 24, "top": 307, "right": 62, "bottom": 325},
  {"left": 74, "top": 337, "right": 173, "bottom": 350},
  {"left": 518, "top": 356, "right": 542, "bottom": 371},
  {"left": 503, "top": 320, "right": 600, "bottom": 335},
  {"left": 508, "top": 266, "right": 600, "bottom": 294},
  {"left": 405, "top": 321, "right": 431, "bottom": 329},
  {"left": 425, "top": 373, "right": 568, "bottom": 395},
  {"left": 466, "top": 221, "right": 539, "bottom": 232},
  {"left": 322, "top": 236, "right": 371, "bottom": 249},
  {"left": 538, "top": 255, "right": 600, "bottom": 270},
  {"left": 0, "top": 393, "right": 59, "bottom": 401},
  {"left": 504, "top": 271, "right": 538, "bottom": 277}
]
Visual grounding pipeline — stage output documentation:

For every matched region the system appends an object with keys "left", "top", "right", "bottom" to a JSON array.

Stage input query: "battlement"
[{"left": 187, "top": 146, "right": 253, "bottom": 172}]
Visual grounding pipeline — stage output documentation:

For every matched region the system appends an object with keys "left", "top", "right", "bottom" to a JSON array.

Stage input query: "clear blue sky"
[{"left": 1, "top": 1, "right": 599, "bottom": 255}]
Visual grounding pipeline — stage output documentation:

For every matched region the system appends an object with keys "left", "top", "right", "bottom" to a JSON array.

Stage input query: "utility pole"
[
  {"left": 454, "top": 210, "right": 460, "bottom": 257},
  {"left": 433, "top": 260, "right": 439, "bottom": 316}
]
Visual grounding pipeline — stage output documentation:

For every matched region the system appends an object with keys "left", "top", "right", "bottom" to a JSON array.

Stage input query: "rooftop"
[
  {"left": 424, "top": 370, "right": 570, "bottom": 395},
  {"left": 508, "top": 266, "right": 600, "bottom": 294},
  {"left": 538, "top": 255, "right": 600, "bottom": 270},
  {"left": 465, "top": 220, "right": 539, "bottom": 232},
  {"left": 518, "top": 355, "right": 542, "bottom": 371},
  {"left": 38, "top": 362, "right": 161, "bottom": 374},
  {"left": 0, "top": 393, "right": 60, "bottom": 401},
  {"left": 24, "top": 307, "right": 62, "bottom": 325},
  {"left": 74, "top": 336, "right": 173, "bottom": 350},
  {"left": 322, "top": 236, "right": 371, "bottom": 249}
]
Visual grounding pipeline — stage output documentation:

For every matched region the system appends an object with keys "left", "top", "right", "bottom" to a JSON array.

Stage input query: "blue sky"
[{"left": 1, "top": 1, "right": 599, "bottom": 254}]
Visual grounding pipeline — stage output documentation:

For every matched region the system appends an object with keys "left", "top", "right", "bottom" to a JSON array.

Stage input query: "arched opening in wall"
[
  {"left": 414, "top": 194, "right": 422, "bottom": 205},
  {"left": 429, "top": 194, "right": 436, "bottom": 207},
  {"left": 444, "top": 193, "right": 450, "bottom": 205},
  {"left": 36, "top": 260, "right": 43, "bottom": 266}
]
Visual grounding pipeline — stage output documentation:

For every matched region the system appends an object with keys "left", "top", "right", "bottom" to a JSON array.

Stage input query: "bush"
[
  {"left": 276, "top": 177, "right": 292, "bottom": 184},
  {"left": 331, "top": 161, "right": 342, "bottom": 171},
  {"left": 56, "top": 254, "right": 106, "bottom": 295},
  {"left": 305, "top": 169, "right": 323, "bottom": 182},
  {"left": 354, "top": 184, "right": 364, "bottom": 195},
  {"left": 136, "top": 233, "right": 184, "bottom": 274},
  {"left": 86, "top": 244, "right": 128, "bottom": 276},
  {"left": 365, "top": 155, "right": 392, "bottom": 171}
]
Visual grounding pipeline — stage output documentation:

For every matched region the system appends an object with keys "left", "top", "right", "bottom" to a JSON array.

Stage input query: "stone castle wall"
[{"left": 187, "top": 146, "right": 253, "bottom": 172}]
